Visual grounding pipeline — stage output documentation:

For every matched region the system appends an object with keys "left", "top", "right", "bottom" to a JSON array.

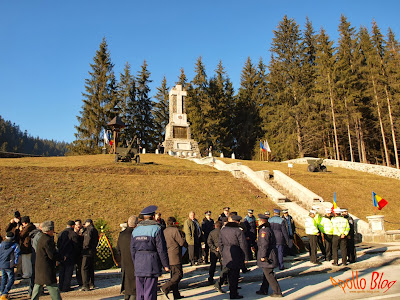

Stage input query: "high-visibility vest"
[
  {"left": 314, "top": 213, "right": 322, "bottom": 226},
  {"left": 332, "top": 216, "right": 350, "bottom": 236},
  {"left": 305, "top": 216, "right": 319, "bottom": 235},
  {"left": 319, "top": 217, "right": 333, "bottom": 235}
]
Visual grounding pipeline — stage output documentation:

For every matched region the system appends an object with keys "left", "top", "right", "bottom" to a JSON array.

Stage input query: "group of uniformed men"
[
  {"left": 121, "top": 205, "right": 299, "bottom": 299},
  {"left": 305, "top": 206, "right": 356, "bottom": 266}
]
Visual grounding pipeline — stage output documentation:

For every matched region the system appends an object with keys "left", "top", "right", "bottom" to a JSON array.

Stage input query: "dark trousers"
[
  {"left": 81, "top": 255, "right": 95, "bottom": 289},
  {"left": 203, "top": 242, "right": 210, "bottom": 263},
  {"left": 218, "top": 266, "right": 229, "bottom": 286},
  {"left": 227, "top": 268, "right": 240, "bottom": 297},
  {"left": 276, "top": 245, "right": 285, "bottom": 269},
  {"left": 188, "top": 243, "right": 200, "bottom": 264},
  {"left": 75, "top": 256, "right": 83, "bottom": 286},
  {"left": 324, "top": 234, "right": 333, "bottom": 260},
  {"left": 136, "top": 277, "right": 157, "bottom": 300},
  {"left": 317, "top": 233, "right": 326, "bottom": 255},
  {"left": 285, "top": 236, "right": 296, "bottom": 256},
  {"left": 247, "top": 238, "right": 257, "bottom": 260},
  {"left": 308, "top": 235, "right": 318, "bottom": 263},
  {"left": 29, "top": 264, "right": 35, "bottom": 296},
  {"left": 347, "top": 236, "right": 356, "bottom": 263},
  {"left": 59, "top": 261, "right": 75, "bottom": 291},
  {"left": 259, "top": 267, "right": 282, "bottom": 295},
  {"left": 209, "top": 252, "right": 221, "bottom": 281},
  {"left": 161, "top": 264, "right": 183, "bottom": 297},
  {"left": 332, "top": 235, "right": 347, "bottom": 264}
]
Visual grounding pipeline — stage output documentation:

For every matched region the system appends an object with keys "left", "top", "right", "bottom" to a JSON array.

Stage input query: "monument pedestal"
[{"left": 163, "top": 85, "right": 200, "bottom": 156}]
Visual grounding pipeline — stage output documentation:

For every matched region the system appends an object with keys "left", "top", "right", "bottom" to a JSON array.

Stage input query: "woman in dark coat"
[
  {"left": 31, "top": 221, "right": 62, "bottom": 300},
  {"left": 256, "top": 214, "right": 283, "bottom": 297},
  {"left": 117, "top": 216, "right": 138, "bottom": 300}
]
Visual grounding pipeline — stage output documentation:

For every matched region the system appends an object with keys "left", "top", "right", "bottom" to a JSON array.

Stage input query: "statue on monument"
[{"left": 163, "top": 84, "right": 200, "bottom": 156}]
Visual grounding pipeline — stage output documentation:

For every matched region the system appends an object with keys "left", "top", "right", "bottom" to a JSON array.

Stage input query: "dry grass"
[
  {"left": 221, "top": 158, "right": 400, "bottom": 231},
  {"left": 0, "top": 154, "right": 276, "bottom": 242}
]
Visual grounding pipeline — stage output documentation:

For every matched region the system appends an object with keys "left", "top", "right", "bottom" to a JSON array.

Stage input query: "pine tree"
[
  {"left": 177, "top": 67, "right": 188, "bottom": 87},
  {"left": 152, "top": 76, "right": 169, "bottom": 144},
  {"left": 135, "top": 60, "right": 155, "bottom": 150},
  {"left": 187, "top": 57, "right": 209, "bottom": 154},
  {"left": 235, "top": 57, "right": 262, "bottom": 159},
  {"left": 70, "top": 37, "right": 116, "bottom": 154},
  {"left": 118, "top": 62, "right": 135, "bottom": 144}
]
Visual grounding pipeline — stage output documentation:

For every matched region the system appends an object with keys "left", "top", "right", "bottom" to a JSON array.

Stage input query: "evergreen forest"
[
  {"left": 70, "top": 15, "right": 400, "bottom": 168},
  {"left": 0, "top": 115, "right": 68, "bottom": 156}
]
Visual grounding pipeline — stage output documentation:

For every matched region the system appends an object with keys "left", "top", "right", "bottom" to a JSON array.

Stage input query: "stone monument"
[{"left": 163, "top": 84, "right": 200, "bottom": 156}]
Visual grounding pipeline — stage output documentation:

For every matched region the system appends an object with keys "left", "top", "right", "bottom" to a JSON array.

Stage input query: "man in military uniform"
[
  {"left": 319, "top": 209, "right": 333, "bottom": 261},
  {"left": 268, "top": 209, "right": 289, "bottom": 270},
  {"left": 218, "top": 207, "right": 230, "bottom": 222},
  {"left": 305, "top": 210, "right": 321, "bottom": 265},
  {"left": 131, "top": 206, "right": 169, "bottom": 300},
  {"left": 243, "top": 209, "right": 257, "bottom": 260},
  {"left": 256, "top": 214, "right": 283, "bottom": 297},
  {"left": 282, "top": 209, "right": 296, "bottom": 256},
  {"left": 80, "top": 219, "right": 99, "bottom": 291},
  {"left": 332, "top": 208, "right": 350, "bottom": 266},
  {"left": 264, "top": 211, "right": 270, "bottom": 219},
  {"left": 218, "top": 214, "right": 248, "bottom": 299},
  {"left": 342, "top": 208, "right": 356, "bottom": 263},
  {"left": 201, "top": 211, "right": 214, "bottom": 264}
]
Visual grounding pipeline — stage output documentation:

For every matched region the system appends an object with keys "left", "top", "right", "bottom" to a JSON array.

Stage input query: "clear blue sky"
[{"left": 1, "top": 1, "right": 399, "bottom": 143}]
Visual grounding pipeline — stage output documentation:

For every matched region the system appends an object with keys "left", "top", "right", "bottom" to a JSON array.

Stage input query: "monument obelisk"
[{"left": 163, "top": 84, "right": 200, "bottom": 156}]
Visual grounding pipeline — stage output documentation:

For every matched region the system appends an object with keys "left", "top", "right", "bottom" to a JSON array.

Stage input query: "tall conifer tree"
[{"left": 153, "top": 76, "right": 169, "bottom": 144}]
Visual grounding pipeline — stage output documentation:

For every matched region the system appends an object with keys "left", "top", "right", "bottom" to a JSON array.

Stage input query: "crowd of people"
[
  {"left": 0, "top": 212, "right": 99, "bottom": 300},
  {"left": 0, "top": 204, "right": 356, "bottom": 300}
]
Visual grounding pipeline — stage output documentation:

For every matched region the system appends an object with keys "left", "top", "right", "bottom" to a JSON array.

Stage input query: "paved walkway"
[{"left": 7, "top": 242, "right": 400, "bottom": 299}]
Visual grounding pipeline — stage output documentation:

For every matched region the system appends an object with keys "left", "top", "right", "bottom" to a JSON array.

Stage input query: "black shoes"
[
  {"left": 256, "top": 290, "right": 268, "bottom": 295},
  {"left": 230, "top": 295, "right": 244, "bottom": 299}
]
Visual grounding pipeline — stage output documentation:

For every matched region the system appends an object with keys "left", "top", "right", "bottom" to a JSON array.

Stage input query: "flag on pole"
[
  {"left": 264, "top": 139, "right": 271, "bottom": 153},
  {"left": 103, "top": 130, "right": 109, "bottom": 145},
  {"left": 260, "top": 141, "right": 266, "bottom": 152},
  {"left": 332, "top": 192, "right": 338, "bottom": 213},
  {"left": 372, "top": 192, "right": 388, "bottom": 210}
]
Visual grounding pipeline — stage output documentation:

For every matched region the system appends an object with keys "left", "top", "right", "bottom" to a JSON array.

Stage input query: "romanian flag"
[
  {"left": 332, "top": 192, "right": 338, "bottom": 212},
  {"left": 372, "top": 192, "right": 388, "bottom": 210},
  {"left": 260, "top": 141, "right": 266, "bottom": 152}
]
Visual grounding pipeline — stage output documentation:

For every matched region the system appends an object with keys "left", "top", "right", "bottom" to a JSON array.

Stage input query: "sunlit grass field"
[
  {"left": 221, "top": 158, "right": 400, "bottom": 231},
  {"left": 0, "top": 154, "right": 274, "bottom": 242}
]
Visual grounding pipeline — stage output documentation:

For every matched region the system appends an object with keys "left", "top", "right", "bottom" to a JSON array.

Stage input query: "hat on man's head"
[
  {"left": 223, "top": 207, "right": 230, "bottom": 211},
  {"left": 341, "top": 208, "right": 348, "bottom": 212},
  {"left": 273, "top": 208, "right": 281, "bottom": 214},
  {"left": 21, "top": 216, "right": 30, "bottom": 224},
  {"left": 6, "top": 232, "right": 14, "bottom": 240},
  {"left": 67, "top": 220, "right": 75, "bottom": 226},
  {"left": 14, "top": 211, "right": 21, "bottom": 218},
  {"left": 333, "top": 208, "right": 342, "bottom": 214},
  {"left": 42, "top": 221, "right": 54, "bottom": 233},
  {"left": 231, "top": 211, "right": 238, "bottom": 215},
  {"left": 282, "top": 209, "right": 288, "bottom": 214},
  {"left": 205, "top": 211, "right": 211, "bottom": 215},
  {"left": 248, "top": 209, "right": 254, "bottom": 213},
  {"left": 265, "top": 211, "right": 270, "bottom": 216},
  {"left": 258, "top": 214, "right": 269, "bottom": 220},
  {"left": 140, "top": 205, "right": 158, "bottom": 216},
  {"left": 231, "top": 215, "right": 242, "bottom": 222}
]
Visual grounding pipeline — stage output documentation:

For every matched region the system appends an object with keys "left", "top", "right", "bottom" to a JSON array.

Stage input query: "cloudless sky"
[{"left": 1, "top": 1, "right": 399, "bottom": 143}]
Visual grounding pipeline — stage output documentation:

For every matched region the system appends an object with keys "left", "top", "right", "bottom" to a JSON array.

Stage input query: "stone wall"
[{"left": 284, "top": 157, "right": 400, "bottom": 180}]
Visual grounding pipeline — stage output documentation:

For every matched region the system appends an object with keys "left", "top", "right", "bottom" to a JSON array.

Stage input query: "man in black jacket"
[
  {"left": 201, "top": 211, "right": 214, "bottom": 264},
  {"left": 57, "top": 220, "right": 79, "bottom": 292},
  {"left": 31, "top": 221, "right": 62, "bottom": 300},
  {"left": 80, "top": 219, "right": 99, "bottom": 291},
  {"left": 117, "top": 215, "right": 138, "bottom": 300},
  {"left": 207, "top": 221, "right": 222, "bottom": 285},
  {"left": 218, "top": 214, "right": 248, "bottom": 299}
]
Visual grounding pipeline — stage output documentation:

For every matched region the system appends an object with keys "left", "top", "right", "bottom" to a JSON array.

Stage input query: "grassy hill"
[
  {"left": 221, "top": 158, "right": 400, "bottom": 231},
  {"left": 0, "top": 154, "right": 273, "bottom": 242}
]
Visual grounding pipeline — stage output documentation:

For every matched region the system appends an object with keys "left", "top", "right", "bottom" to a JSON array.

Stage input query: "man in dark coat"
[
  {"left": 256, "top": 214, "right": 283, "bottom": 297},
  {"left": 161, "top": 217, "right": 186, "bottom": 299},
  {"left": 31, "top": 221, "right": 62, "bottom": 300},
  {"left": 57, "top": 220, "right": 79, "bottom": 292},
  {"left": 74, "top": 219, "right": 84, "bottom": 287},
  {"left": 131, "top": 205, "right": 169, "bottom": 300},
  {"left": 342, "top": 209, "right": 356, "bottom": 263},
  {"left": 19, "top": 216, "right": 36, "bottom": 279},
  {"left": 282, "top": 209, "right": 296, "bottom": 256},
  {"left": 207, "top": 221, "right": 222, "bottom": 285},
  {"left": 6, "top": 211, "right": 22, "bottom": 279},
  {"left": 117, "top": 215, "right": 138, "bottom": 300},
  {"left": 201, "top": 211, "right": 214, "bottom": 264},
  {"left": 243, "top": 209, "right": 257, "bottom": 260},
  {"left": 80, "top": 219, "right": 99, "bottom": 291},
  {"left": 268, "top": 209, "right": 289, "bottom": 270},
  {"left": 155, "top": 213, "right": 166, "bottom": 230},
  {"left": 218, "top": 214, "right": 248, "bottom": 299}
]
